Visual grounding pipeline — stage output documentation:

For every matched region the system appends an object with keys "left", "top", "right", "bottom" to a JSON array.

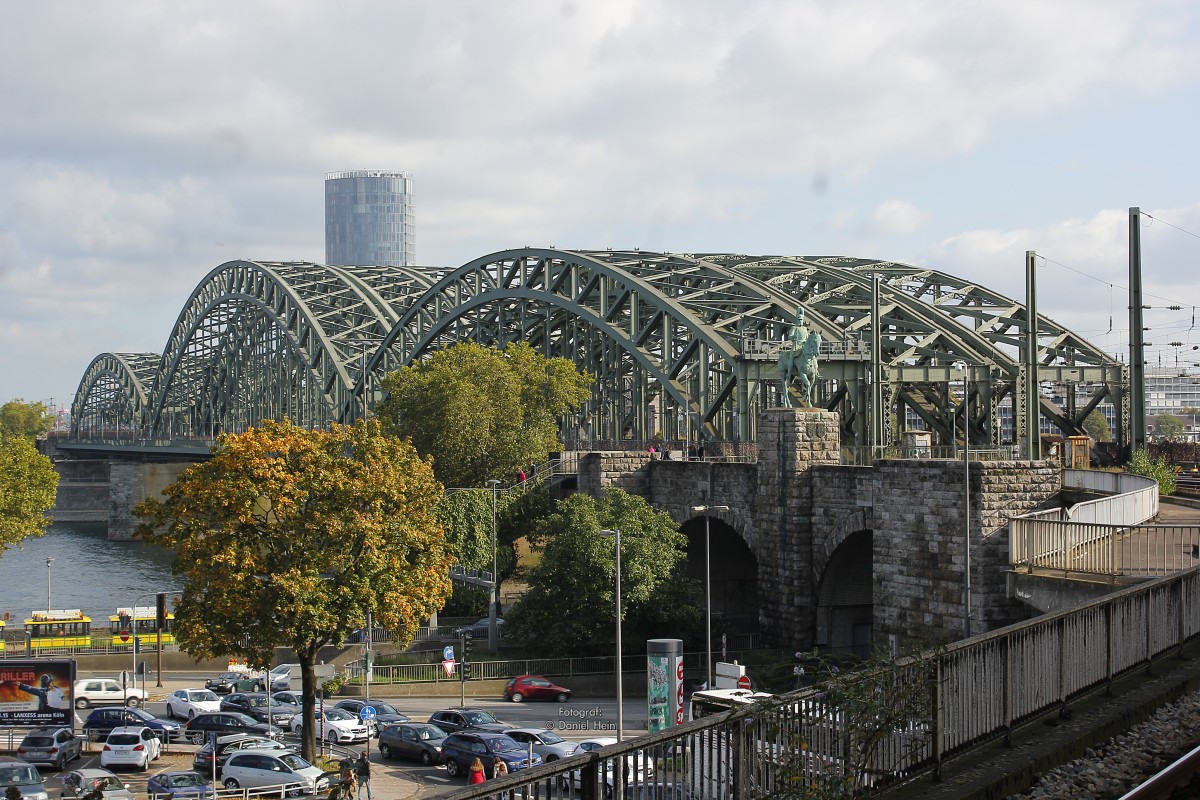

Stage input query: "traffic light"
[
  {"left": 362, "top": 649, "right": 374, "bottom": 670},
  {"left": 462, "top": 631, "right": 473, "bottom": 662},
  {"left": 155, "top": 593, "right": 168, "bottom": 630}
]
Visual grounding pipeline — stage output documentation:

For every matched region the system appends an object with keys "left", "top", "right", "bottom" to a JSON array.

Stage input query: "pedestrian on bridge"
[{"left": 355, "top": 751, "right": 372, "bottom": 800}]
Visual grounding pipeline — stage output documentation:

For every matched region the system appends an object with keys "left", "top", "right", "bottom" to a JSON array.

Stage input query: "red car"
[{"left": 504, "top": 675, "right": 571, "bottom": 703}]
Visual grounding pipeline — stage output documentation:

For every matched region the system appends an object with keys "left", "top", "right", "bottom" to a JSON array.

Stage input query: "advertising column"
[{"left": 646, "top": 639, "right": 683, "bottom": 732}]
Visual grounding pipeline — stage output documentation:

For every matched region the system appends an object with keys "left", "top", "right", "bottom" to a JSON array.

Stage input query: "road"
[{"left": 30, "top": 671, "right": 642, "bottom": 799}]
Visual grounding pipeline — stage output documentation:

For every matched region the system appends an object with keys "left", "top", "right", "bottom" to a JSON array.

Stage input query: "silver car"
[
  {"left": 220, "top": 751, "right": 328, "bottom": 796},
  {"left": 505, "top": 728, "right": 577, "bottom": 763},
  {"left": 60, "top": 768, "right": 134, "bottom": 800}
]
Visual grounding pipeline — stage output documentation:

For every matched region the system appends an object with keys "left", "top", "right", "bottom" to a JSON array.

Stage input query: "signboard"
[
  {"left": 737, "top": 675, "right": 752, "bottom": 690},
  {"left": 441, "top": 660, "right": 455, "bottom": 678},
  {"left": 0, "top": 659, "right": 75, "bottom": 728},
  {"left": 715, "top": 661, "right": 747, "bottom": 690},
  {"left": 359, "top": 706, "right": 377, "bottom": 722},
  {"left": 442, "top": 645, "right": 454, "bottom": 661}
]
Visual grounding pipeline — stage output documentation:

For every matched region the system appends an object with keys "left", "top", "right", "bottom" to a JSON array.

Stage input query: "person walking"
[
  {"left": 355, "top": 751, "right": 372, "bottom": 800},
  {"left": 468, "top": 758, "right": 486, "bottom": 784},
  {"left": 517, "top": 468, "right": 526, "bottom": 487},
  {"left": 493, "top": 756, "right": 508, "bottom": 779}
]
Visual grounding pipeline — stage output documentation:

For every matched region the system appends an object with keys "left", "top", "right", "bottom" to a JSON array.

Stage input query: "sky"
[{"left": 2, "top": 0, "right": 1200, "bottom": 411}]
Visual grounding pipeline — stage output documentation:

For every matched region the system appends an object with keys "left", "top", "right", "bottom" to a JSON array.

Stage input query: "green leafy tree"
[
  {"left": 377, "top": 341, "right": 592, "bottom": 488},
  {"left": 1127, "top": 447, "right": 1178, "bottom": 496},
  {"left": 1154, "top": 413, "right": 1186, "bottom": 442},
  {"left": 134, "top": 418, "right": 452, "bottom": 762},
  {"left": 1082, "top": 410, "right": 1112, "bottom": 443},
  {"left": 0, "top": 434, "right": 59, "bottom": 553},
  {"left": 0, "top": 399, "right": 53, "bottom": 440},
  {"left": 506, "top": 488, "right": 688, "bottom": 656}
]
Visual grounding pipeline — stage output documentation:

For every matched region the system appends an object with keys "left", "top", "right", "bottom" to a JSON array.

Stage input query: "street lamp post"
[
  {"left": 599, "top": 529, "right": 623, "bottom": 742},
  {"left": 45, "top": 557, "right": 53, "bottom": 612},
  {"left": 691, "top": 505, "right": 729, "bottom": 689},
  {"left": 487, "top": 479, "right": 502, "bottom": 651}
]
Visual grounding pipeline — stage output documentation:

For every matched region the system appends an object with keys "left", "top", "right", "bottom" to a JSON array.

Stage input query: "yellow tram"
[
  {"left": 25, "top": 609, "right": 91, "bottom": 652},
  {"left": 0, "top": 617, "right": 5, "bottom": 654},
  {"left": 108, "top": 606, "right": 175, "bottom": 649}
]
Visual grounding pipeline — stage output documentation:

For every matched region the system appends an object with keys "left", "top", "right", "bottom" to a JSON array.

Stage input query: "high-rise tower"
[{"left": 324, "top": 170, "right": 415, "bottom": 266}]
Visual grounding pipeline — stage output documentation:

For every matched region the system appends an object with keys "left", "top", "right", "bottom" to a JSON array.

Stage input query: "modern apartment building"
[{"left": 324, "top": 170, "right": 415, "bottom": 266}]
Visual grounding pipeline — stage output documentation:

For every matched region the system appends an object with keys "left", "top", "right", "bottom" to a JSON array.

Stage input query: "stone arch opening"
[
  {"left": 815, "top": 529, "right": 873, "bottom": 658},
  {"left": 682, "top": 517, "right": 759, "bottom": 636}
]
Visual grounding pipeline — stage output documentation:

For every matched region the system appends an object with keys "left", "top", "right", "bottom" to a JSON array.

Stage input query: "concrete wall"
[
  {"left": 51, "top": 460, "right": 110, "bottom": 523},
  {"left": 108, "top": 462, "right": 192, "bottom": 540}
]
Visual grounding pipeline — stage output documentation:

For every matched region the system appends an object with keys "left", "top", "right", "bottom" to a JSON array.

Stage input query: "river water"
[{"left": 0, "top": 522, "right": 180, "bottom": 623}]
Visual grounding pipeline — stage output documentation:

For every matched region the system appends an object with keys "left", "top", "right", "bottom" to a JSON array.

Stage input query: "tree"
[
  {"left": 1127, "top": 448, "right": 1177, "bottom": 496},
  {"left": 1082, "top": 410, "right": 1112, "bottom": 443},
  {"left": 1154, "top": 413, "right": 1186, "bottom": 442},
  {"left": 505, "top": 488, "right": 689, "bottom": 656},
  {"left": 0, "top": 435, "right": 58, "bottom": 554},
  {"left": 0, "top": 399, "right": 53, "bottom": 440},
  {"left": 134, "top": 418, "right": 452, "bottom": 762},
  {"left": 376, "top": 341, "right": 592, "bottom": 488}
]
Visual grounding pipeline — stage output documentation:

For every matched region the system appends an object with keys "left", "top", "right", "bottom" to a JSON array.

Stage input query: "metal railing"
[
  {"left": 442, "top": 566, "right": 1200, "bottom": 799},
  {"left": 840, "top": 445, "right": 1021, "bottom": 466}
]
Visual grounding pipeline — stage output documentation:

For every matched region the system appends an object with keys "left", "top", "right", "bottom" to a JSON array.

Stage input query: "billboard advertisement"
[
  {"left": 647, "top": 638, "right": 683, "bottom": 732},
  {"left": 0, "top": 660, "right": 75, "bottom": 728}
]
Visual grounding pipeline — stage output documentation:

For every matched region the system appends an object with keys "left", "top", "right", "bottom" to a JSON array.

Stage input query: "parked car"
[
  {"left": 428, "top": 707, "right": 511, "bottom": 734},
  {"left": 72, "top": 678, "right": 145, "bottom": 709},
  {"left": 267, "top": 665, "right": 298, "bottom": 692},
  {"left": 17, "top": 727, "right": 83, "bottom": 770},
  {"left": 60, "top": 768, "right": 134, "bottom": 800},
  {"left": 377, "top": 722, "right": 446, "bottom": 765},
  {"left": 334, "top": 699, "right": 409, "bottom": 734},
  {"left": 191, "top": 735, "right": 294, "bottom": 776},
  {"left": 99, "top": 726, "right": 161, "bottom": 772},
  {"left": 440, "top": 732, "right": 542, "bottom": 779},
  {"left": 504, "top": 728, "right": 576, "bottom": 762},
  {"left": 558, "top": 738, "right": 654, "bottom": 793},
  {"left": 504, "top": 675, "right": 572, "bottom": 703},
  {"left": 271, "top": 691, "right": 304, "bottom": 708},
  {"left": 204, "top": 672, "right": 258, "bottom": 695},
  {"left": 220, "top": 693, "right": 298, "bottom": 727},
  {"left": 289, "top": 706, "right": 369, "bottom": 744},
  {"left": 146, "top": 770, "right": 215, "bottom": 800},
  {"left": 0, "top": 757, "right": 50, "bottom": 800},
  {"left": 84, "top": 707, "right": 181, "bottom": 742},
  {"left": 185, "top": 712, "right": 281, "bottom": 744},
  {"left": 453, "top": 617, "right": 504, "bottom": 640},
  {"left": 220, "top": 751, "right": 328, "bottom": 795},
  {"left": 166, "top": 689, "right": 222, "bottom": 720}
]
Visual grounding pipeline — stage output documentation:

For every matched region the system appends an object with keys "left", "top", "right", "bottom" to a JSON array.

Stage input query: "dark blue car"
[
  {"left": 83, "top": 707, "right": 182, "bottom": 742},
  {"left": 441, "top": 732, "right": 542, "bottom": 780},
  {"left": 146, "top": 770, "right": 214, "bottom": 799}
]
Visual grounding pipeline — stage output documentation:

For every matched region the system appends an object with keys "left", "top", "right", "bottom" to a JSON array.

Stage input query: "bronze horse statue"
[{"left": 779, "top": 327, "right": 821, "bottom": 407}]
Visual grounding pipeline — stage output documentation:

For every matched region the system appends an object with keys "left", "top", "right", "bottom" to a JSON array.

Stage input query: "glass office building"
[{"left": 325, "top": 170, "right": 415, "bottom": 266}]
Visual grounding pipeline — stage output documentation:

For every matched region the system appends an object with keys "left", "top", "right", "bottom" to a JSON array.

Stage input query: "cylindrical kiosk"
[{"left": 646, "top": 638, "right": 684, "bottom": 732}]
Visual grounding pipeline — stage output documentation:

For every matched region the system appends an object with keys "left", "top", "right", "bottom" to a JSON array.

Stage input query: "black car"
[
  {"left": 440, "top": 732, "right": 541, "bottom": 779},
  {"left": 377, "top": 723, "right": 446, "bottom": 765},
  {"left": 184, "top": 712, "right": 281, "bottom": 744},
  {"left": 334, "top": 699, "right": 409, "bottom": 734},
  {"left": 428, "top": 708, "right": 512, "bottom": 734},
  {"left": 219, "top": 693, "right": 298, "bottom": 727},
  {"left": 83, "top": 707, "right": 182, "bottom": 742},
  {"left": 204, "top": 673, "right": 260, "bottom": 694}
]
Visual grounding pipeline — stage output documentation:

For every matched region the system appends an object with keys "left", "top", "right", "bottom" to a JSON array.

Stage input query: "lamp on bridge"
[{"left": 691, "top": 504, "right": 730, "bottom": 689}]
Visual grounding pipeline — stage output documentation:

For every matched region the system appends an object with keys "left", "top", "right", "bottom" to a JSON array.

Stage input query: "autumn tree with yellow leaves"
[{"left": 135, "top": 418, "right": 452, "bottom": 761}]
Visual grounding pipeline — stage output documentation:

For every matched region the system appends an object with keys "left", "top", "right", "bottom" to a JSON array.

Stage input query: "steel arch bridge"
[{"left": 70, "top": 249, "right": 1128, "bottom": 453}]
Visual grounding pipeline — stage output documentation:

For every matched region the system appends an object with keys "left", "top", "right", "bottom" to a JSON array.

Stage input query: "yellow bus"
[
  {"left": 25, "top": 609, "right": 91, "bottom": 652},
  {"left": 108, "top": 606, "right": 175, "bottom": 649}
]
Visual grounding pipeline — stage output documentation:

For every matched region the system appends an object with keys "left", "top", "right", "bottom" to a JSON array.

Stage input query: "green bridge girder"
[{"left": 70, "top": 249, "right": 1127, "bottom": 452}]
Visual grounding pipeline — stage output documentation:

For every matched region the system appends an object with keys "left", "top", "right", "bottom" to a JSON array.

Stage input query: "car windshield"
[
  {"left": 92, "top": 776, "right": 122, "bottom": 790},
  {"left": 487, "top": 736, "right": 522, "bottom": 753},
  {"left": 189, "top": 691, "right": 217, "bottom": 702},
  {"left": 326, "top": 709, "right": 354, "bottom": 721},
  {"left": 372, "top": 703, "right": 399, "bottom": 715},
  {"left": 245, "top": 697, "right": 269, "bottom": 707},
  {"left": 278, "top": 754, "right": 310, "bottom": 771},
  {"left": 413, "top": 725, "right": 444, "bottom": 741},
  {"left": 0, "top": 767, "right": 38, "bottom": 786},
  {"left": 463, "top": 711, "right": 499, "bottom": 725},
  {"left": 537, "top": 730, "right": 565, "bottom": 745},
  {"left": 167, "top": 774, "right": 204, "bottom": 788},
  {"left": 128, "top": 709, "right": 153, "bottom": 721}
]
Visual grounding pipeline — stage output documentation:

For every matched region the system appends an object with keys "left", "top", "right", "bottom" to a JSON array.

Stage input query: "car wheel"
[
  {"left": 75, "top": 698, "right": 89, "bottom": 709},
  {"left": 325, "top": 729, "right": 339, "bottom": 744},
  {"left": 223, "top": 779, "right": 240, "bottom": 789},
  {"left": 556, "top": 692, "right": 569, "bottom": 703},
  {"left": 166, "top": 704, "right": 175, "bottom": 718},
  {"left": 445, "top": 759, "right": 460, "bottom": 778},
  {"left": 510, "top": 692, "right": 524, "bottom": 703},
  {"left": 546, "top": 755, "right": 558, "bottom": 763},
  {"left": 125, "top": 697, "right": 140, "bottom": 708},
  {"left": 421, "top": 750, "right": 434, "bottom": 766},
  {"left": 378, "top": 744, "right": 392, "bottom": 759},
  {"left": 190, "top": 732, "right": 206, "bottom": 745},
  {"left": 188, "top": 710, "right": 196, "bottom": 719}
]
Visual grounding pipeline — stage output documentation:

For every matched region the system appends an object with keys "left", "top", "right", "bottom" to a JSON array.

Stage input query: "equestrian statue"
[{"left": 778, "top": 305, "right": 821, "bottom": 408}]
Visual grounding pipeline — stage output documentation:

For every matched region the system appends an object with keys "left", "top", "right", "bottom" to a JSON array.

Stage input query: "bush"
[
  {"left": 322, "top": 673, "right": 347, "bottom": 694},
  {"left": 1127, "top": 448, "right": 1177, "bottom": 496}
]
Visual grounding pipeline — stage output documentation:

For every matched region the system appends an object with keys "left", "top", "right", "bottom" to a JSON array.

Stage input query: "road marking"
[{"left": 427, "top": 776, "right": 451, "bottom": 782}]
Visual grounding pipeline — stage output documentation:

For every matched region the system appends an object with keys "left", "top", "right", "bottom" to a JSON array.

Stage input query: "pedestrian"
[
  {"left": 468, "top": 758, "right": 486, "bottom": 784},
  {"left": 338, "top": 764, "right": 357, "bottom": 800},
  {"left": 648, "top": 445, "right": 657, "bottom": 460},
  {"left": 661, "top": 448, "right": 672, "bottom": 460},
  {"left": 356, "top": 751, "right": 372, "bottom": 800},
  {"left": 697, "top": 442, "right": 705, "bottom": 460},
  {"left": 493, "top": 756, "right": 509, "bottom": 779},
  {"left": 529, "top": 462, "right": 538, "bottom": 482},
  {"left": 518, "top": 468, "right": 526, "bottom": 487}
]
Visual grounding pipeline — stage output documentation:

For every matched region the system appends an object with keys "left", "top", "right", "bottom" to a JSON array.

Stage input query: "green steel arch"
[
  {"left": 71, "top": 352, "right": 159, "bottom": 440},
  {"left": 69, "top": 248, "right": 1126, "bottom": 452}
]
